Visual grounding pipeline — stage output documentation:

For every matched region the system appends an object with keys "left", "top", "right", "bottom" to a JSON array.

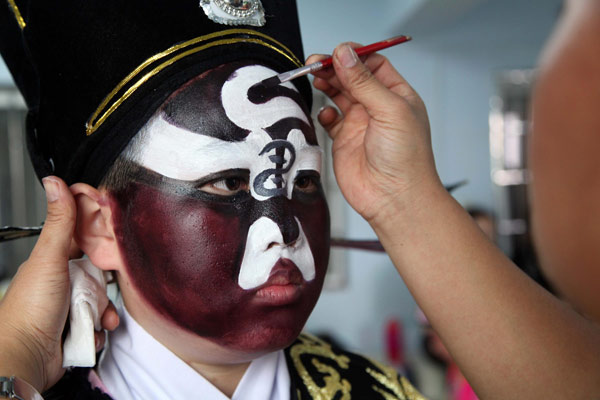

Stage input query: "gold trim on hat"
[
  {"left": 7, "top": 0, "right": 26, "bottom": 29},
  {"left": 85, "top": 29, "right": 303, "bottom": 136}
]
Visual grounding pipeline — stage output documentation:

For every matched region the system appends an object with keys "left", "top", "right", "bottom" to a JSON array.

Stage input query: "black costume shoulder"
[
  {"left": 285, "top": 333, "right": 425, "bottom": 400},
  {"left": 43, "top": 367, "right": 112, "bottom": 400},
  {"left": 44, "top": 334, "right": 425, "bottom": 400}
]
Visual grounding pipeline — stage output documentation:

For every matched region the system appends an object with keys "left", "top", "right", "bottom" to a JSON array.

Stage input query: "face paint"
[{"left": 110, "top": 62, "right": 330, "bottom": 352}]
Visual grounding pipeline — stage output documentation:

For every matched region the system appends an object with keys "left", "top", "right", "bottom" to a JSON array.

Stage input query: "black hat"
[{"left": 0, "top": 0, "right": 311, "bottom": 186}]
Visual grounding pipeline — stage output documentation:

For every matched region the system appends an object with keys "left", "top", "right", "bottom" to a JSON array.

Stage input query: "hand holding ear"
[
  {"left": 0, "top": 176, "right": 118, "bottom": 393},
  {"left": 307, "top": 43, "right": 444, "bottom": 226}
]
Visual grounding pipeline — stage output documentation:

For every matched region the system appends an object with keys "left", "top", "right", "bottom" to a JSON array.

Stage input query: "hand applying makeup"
[
  {"left": 0, "top": 176, "right": 119, "bottom": 393},
  {"left": 307, "top": 43, "right": 446, "bottom": 227},
  {"left": 310, "top": 31, "right": 600, "bottom": 398}
]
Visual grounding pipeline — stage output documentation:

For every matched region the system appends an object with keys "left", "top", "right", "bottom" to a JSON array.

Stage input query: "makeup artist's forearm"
[{"left": 371, "top": 185, "right": 600, "bottom": 398}]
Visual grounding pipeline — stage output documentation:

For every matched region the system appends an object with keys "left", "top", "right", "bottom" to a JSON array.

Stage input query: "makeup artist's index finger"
[
  {"left": 306, "top": 54, "right": 330, "bottom": 64},
  {"left": 308, "top": 42, "right": 365, "bottom": 80},
  {"left": 306, "top": 54, "right": 333, "bottom": 78}
]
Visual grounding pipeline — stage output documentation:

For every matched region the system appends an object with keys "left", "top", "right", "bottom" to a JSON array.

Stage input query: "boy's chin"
[
  {"left": 137, "top": 306, "right": 306, "bottom": 364},
  {"left": 214, "top": 324, "right": 303, "bottom": 355},
  {"left": 173, "top": 324, "right": 303, "bottom": 366}
]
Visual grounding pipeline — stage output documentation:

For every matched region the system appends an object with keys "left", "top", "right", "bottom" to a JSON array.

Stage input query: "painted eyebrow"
[
  {"left": 192, "top": 168, "right": 250, "bottom": 187},
  {"left": 127, "top": 164, "right": 254, "bottom": 202},
  {"left": 127, "top": 163, "right": 250, "bottom": 188},
  {"left": 148, "top": 168, "right": 251, "bottom": 187},
  {"left": 294, "top": 170, "right": 320, "bottom": 179}
]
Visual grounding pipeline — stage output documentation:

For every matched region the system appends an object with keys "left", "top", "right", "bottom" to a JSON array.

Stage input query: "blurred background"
[{"left": 0, "top": 0, "right": 562, "bottom": 398}]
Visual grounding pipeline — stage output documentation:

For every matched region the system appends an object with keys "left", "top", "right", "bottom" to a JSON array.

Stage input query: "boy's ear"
[{"left": 70, "top": 183, "right": 122, "bottom": 272}]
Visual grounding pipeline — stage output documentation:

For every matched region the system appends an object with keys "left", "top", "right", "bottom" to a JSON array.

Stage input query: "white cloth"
[
  {"left": 62, "top": 257, "right": 109, "bottom": 367},
  {"left": 98, "top": 304, "right": 290, "bottom": 400}
]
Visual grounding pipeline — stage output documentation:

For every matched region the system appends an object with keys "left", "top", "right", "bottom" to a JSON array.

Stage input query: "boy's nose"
[{"left": 260, "top": 197, "right": 299, "bottom": 246}]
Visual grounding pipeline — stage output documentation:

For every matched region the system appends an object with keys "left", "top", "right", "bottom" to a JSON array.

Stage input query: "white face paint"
[
  {"left": 135, "top": 64, "right": 321, "bottom": 291},
  {"left": 137, "top": 65, "right": 321, "bottom": 201},
  {"left": 237, "top": 217, "right": 315, "bottom": 289}
]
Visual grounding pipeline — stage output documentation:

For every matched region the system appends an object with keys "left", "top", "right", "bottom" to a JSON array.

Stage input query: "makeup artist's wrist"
[
  {"left": 367, "top": 176, "right": 449, "bottom": 239},
  {"left": 0, "top": 330, "right": 48, "bottom": 393}
]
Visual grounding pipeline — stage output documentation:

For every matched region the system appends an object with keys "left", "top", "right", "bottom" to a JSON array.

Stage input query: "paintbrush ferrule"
[
  {"left": 278, "top": 61, "right": 323, "bottom": 84},
  {"left": 256, "top": 35, "right": 411, "bottom": 89}
]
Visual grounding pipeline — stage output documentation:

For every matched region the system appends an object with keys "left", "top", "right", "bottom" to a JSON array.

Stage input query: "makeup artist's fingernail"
[
  {"left": 338, "top": 45, "right": 358, "bottom": 68},
  {"left": 42, "top": 177, "right": 60, "bottom": 203}
]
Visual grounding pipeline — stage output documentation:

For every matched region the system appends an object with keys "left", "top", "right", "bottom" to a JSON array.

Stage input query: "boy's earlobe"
[{"left": 70, "top": 183, "right": 122, "bottom": 271}]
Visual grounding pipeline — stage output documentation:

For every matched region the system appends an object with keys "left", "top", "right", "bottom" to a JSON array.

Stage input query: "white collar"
[{"left": 97, "top": 304, "right": 290, "bottom": 400}]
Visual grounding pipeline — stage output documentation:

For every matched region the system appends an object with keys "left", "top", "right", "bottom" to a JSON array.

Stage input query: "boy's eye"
[
  {"left": 198, "top": 172, "right": 250, "bottom": 196},
  {"left": 220, "top": 177, "right": 245, "bottom": 191},
  {"left": 294, "top": 172, "right": 320, "bottom": 193}
]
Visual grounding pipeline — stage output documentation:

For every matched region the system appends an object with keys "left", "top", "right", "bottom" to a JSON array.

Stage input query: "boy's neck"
[
  {"left": 120, "top": 292, "right": 257, "bottom": 397},
  {"left": 187, "top": 360, "right": 250, "bottom": 398}
]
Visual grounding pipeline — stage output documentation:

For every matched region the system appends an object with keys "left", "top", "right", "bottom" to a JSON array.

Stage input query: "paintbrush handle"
[
  {"left": 274, "top": 35, "right": 411, "bottom": 85},
  {"left": 0, "top": 226, "right": 43, "bottom": 242},
  {"left": 319, "top": 35, "right": 412, "bottom": 69}
]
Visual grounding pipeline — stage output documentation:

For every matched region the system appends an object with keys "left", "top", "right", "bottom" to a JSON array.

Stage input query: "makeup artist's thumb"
[
  {"left": 30, "top": 176, "right": 77, "bottom": 267},
  {"left": 333, "top": 44, "right": 395, "bottom": 112}
]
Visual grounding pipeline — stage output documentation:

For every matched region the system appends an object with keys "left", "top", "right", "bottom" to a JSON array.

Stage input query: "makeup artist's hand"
[
  {"left": 307, "top": 43, "right": 445, "bottom": 225},
  {"left": 0, "top": 176, "right": 119, "bottom": 393}
]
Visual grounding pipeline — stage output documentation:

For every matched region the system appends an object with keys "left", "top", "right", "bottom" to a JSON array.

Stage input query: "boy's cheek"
[{"left": 108, "top": 179, "right": 329, "bottom": 350}]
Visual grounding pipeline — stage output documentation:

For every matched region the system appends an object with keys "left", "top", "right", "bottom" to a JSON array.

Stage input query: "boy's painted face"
[{"left": 109, "top": 62, "right": 330, "bottom": 352}]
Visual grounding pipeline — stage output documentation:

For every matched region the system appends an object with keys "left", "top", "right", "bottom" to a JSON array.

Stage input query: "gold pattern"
[
  {"left": 7, "top": 0, "right": 26, "bottom": 29},
  {"left": 399, "top": 376, "right": 427, "bottom": 400},
  {"left": 366, "top": 358, "right": 427, "bottom": 400},
  {"left": 85, "top": 29, "right": 303, "bottom": 136},
  {"left": 372, "top": 385, "right": 400, "bottom": 400},
  {"left": 312, "top": 359, "right": 352, "bottom": 400},
  {"left": 290, "top": 333, "right": 352, "bottom": 400}
]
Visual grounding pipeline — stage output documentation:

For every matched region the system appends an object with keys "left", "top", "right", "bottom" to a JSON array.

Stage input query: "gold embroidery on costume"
[
  {"left": 366, "top": 358, "right": 427, "bottom": 400},
  {"left": 290, "top": 334, "right": 352, "bottom": 400},
  {"left": 399, "top": 376, "right": 427, "bottom": 400},
  {"left": 312, "top": 359, "right": 352, "bottom": 399},
  {"left": 85, "top": 29, "right": 303, "bottom": 136},
  {"left": 373, "top": 385, "right": 400, "bottom": 400},
  {"left": 7, "top": 0, "right": 26, "bottom": 29}
]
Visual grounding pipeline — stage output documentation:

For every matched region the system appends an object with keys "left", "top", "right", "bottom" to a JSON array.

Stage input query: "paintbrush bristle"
[
  {"left": 254, "top": 75, "right": 281, "bottom": 90},
  {"left": 248, "top": 75, "right": 282, "bottom": 103}
]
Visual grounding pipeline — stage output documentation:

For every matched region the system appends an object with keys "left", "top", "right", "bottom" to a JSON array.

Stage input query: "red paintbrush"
[{"left": 253, "top": 35, "right": 412, "bottom": 89}]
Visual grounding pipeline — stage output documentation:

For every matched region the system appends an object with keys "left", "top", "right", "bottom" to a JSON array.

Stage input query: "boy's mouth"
[{"left": 254, "top": 258, "right": 304, "bottom": 305}]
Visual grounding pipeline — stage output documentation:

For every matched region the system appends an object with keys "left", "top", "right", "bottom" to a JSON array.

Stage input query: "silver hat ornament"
[{"left": 200, "top": 0, "right": 266, "bottom": 26}]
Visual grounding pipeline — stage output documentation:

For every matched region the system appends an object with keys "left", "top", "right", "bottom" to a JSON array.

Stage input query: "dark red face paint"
[
  {"left": 108, "top": 61, "right": 330, "bottom": 353},
  {"left": 110, "top": 171, "right": 329, "bottom": 352}
]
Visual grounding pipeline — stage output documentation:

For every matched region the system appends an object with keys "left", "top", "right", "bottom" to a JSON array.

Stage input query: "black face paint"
[{"left": 254, "top": 140, "right": 296, "bottom": 197}]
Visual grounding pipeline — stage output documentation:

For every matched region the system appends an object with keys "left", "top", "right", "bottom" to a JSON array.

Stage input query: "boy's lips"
[{"left": 254, "top": 258, "right": 304, "bottom": 305}]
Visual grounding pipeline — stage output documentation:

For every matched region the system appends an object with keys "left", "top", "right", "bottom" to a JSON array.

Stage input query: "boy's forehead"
[
  {"left": 160, "top": 62, "right": 249, "bottom": 142},
  {"left": 134, "top": 63, "right": 321, "bottom": 185},
  {"left": 159, "top": 62, "right": 313, "bottom": 143}
]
